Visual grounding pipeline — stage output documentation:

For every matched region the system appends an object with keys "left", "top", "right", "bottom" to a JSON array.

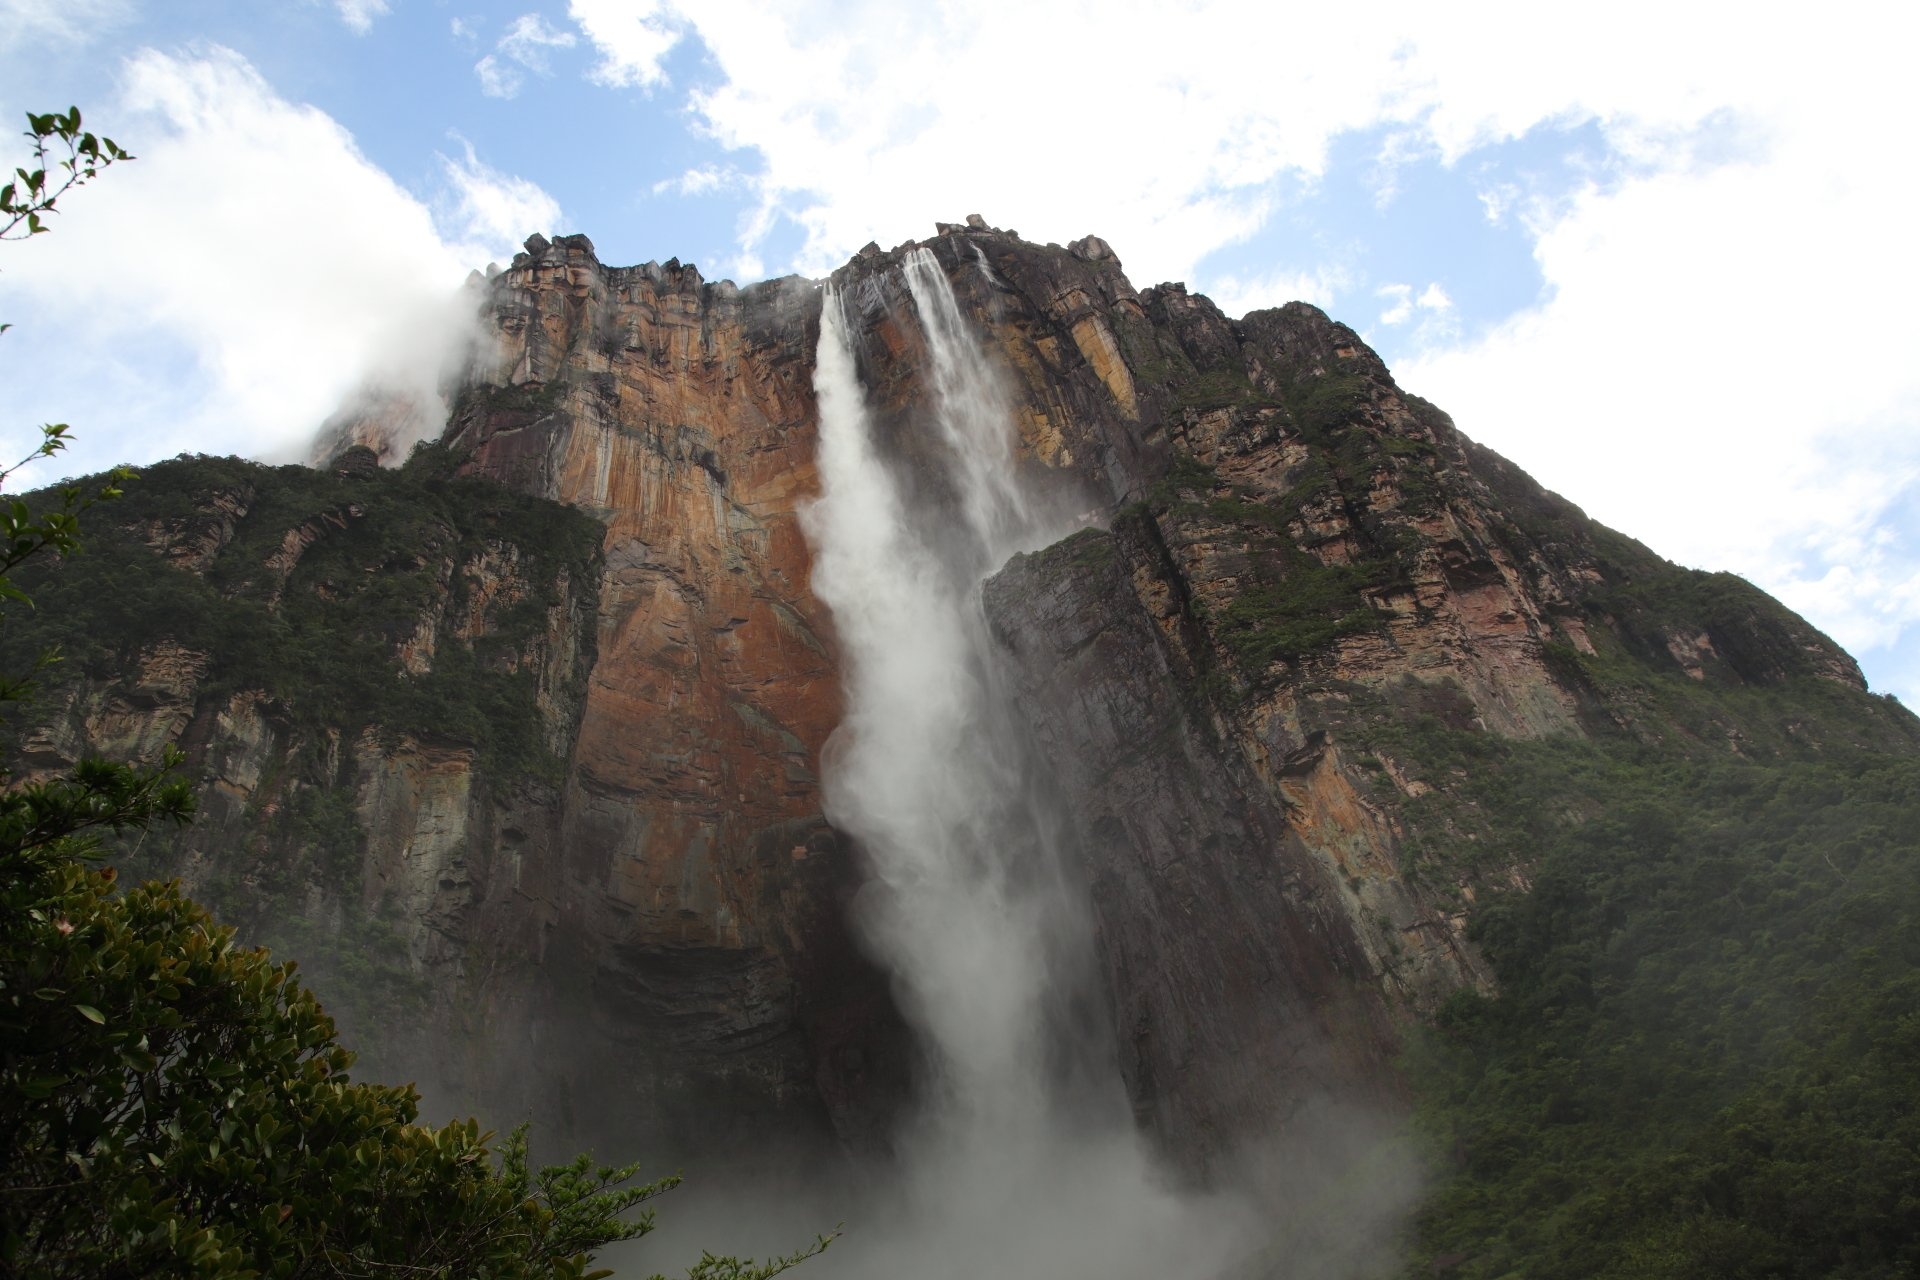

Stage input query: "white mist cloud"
[
  {"left": 569, "top": 0, "right": 682, "bottom": 89},
  {"left": 331, "top": 0, "right": 390, "bottom": 34},
  {"left": 439, "top": 136, "right": 562, "bottom": 258},
  {"left": 1205, "top": 265, "right": 1351, "bottom": 319},
  {"left": 651, "top": 163, "right": 740, "bottom": 197},
  {"left": 475, "top": 12, "right": 578, "bottom": 99},
  {"left": 0, "top": 0, "right": 131, "bottom": 53},
  {"left": 1, "top": 45, "right": 559, "bottom": 480}
]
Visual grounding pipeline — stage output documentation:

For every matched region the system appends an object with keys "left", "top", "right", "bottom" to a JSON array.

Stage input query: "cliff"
[{"left": 6, "top": 221, "right": 1913, "bottom": 1181}]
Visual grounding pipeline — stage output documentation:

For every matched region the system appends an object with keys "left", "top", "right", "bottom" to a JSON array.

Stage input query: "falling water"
[{"left": 801, "top": 249, "right": 1251, "bottom": 1279}]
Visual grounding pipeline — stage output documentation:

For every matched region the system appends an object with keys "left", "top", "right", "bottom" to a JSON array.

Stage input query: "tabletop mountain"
[{"left": 9, "top": 222, "right": 1916, "bottom": 1277}]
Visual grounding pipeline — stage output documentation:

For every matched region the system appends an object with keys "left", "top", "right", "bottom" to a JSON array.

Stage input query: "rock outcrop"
[{"left": 8, "top": 224, "right": 1901, "bottom": 1177}]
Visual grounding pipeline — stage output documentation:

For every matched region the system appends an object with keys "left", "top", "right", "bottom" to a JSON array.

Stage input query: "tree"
[
  {"left": 2, "top": 851, "right": 684, "bottom": 1278},
  {"left": 0, "top": 111, "right": 829, "bottom": 1280},
  {"left": 0, "top": 107, "right": 136, "bottom": 707},
  {"left": 0, "top": 772, "right": 833, "bottom": 1278},
  {"left": 0, "top": 105, "right": 129, "bottom": 244}
]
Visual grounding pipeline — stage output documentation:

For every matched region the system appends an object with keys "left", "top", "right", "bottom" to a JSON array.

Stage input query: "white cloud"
[
  {"left": 1376, "top": 284, "right": 1415, "bottom": 327},
  {"left": 332, "top": 0, "right": 391, "bottom": 34},
  {"left": 1398, "top": 34, "right": 1920, "bottom": 695},
  {"left": 561, "top": 0, "right": 1920, "bottom": 693},
  {"left": 650, "top": 163, "right": 739, "bottom": 197},
  {"left": 570, "top": 0, "right": 1840, "bottom": 287},
  {"left": 438, "top": 136, "right": 562, "bottom": 256},
  {"left": 1204, "top": 265, "right": 1352, "bottom": 319},
  {"left": 569, "top": 0, "right": 682, "bottom": 88},
  {"left": 0, "top": 0, "right": 131, "bottom": 53},
  {"left": 475, "top": 13, "right": 578, "bottom": 99},
  {"left": 1374, "top": 282, "right": 1451, "bottom": 334},
  {"left": 1, "top": 46, "right": 559, "bottom": 480},
  {"left": 499, "top": 12, "right": 576, "bottom": 64},
  {"left": 474, "top": 53, "right": 522, "bottom": 99}
]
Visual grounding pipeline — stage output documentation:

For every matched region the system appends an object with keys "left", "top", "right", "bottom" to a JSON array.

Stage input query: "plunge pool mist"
[{"left": 794, "top": 249, "right": 1253, "bottom": 1279}]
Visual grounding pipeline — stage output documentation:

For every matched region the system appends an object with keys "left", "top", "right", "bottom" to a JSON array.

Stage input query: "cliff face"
[{"left": 8, "top": 222, "right": 1906, "bottom": 1174}]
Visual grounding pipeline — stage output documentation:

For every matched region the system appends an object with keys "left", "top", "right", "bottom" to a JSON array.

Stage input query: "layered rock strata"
[{"left": 7, "top": 223, "right": 1887, "bottom": 1174}]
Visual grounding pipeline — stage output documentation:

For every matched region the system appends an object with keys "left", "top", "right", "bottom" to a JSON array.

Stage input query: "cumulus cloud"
[
  {"left": 475, "top": 13, "right": 577, "bottom": 99},
  {"left": 568, "top": 0, "right": 1819, "bottom": 288},
  {"left": 565, "top": 0, "right": 1920, "bottom": 694},
  {"left": 569, "top": 0, "right": 682, "bottom": 89},
  {"left": 1, "top": 45, "right": 560, "bottom": 480},
  {"left": 1398, "top": 37, "right": 1920, "bottom": 695}
]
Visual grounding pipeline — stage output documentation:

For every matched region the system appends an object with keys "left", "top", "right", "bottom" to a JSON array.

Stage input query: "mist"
[
  {"left": 731, "top": 248, "right": 1417, "bottom": 1280},
  {"left": 305, "top": 272, "right": 497, "bottom": 466},
  {"left": 0, "top": 44, "right": 547, "bottom": 486}
]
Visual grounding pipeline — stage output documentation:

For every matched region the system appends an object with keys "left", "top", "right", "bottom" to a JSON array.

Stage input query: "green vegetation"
[
  {"left": 465, "top": 379, "right": 568, "bottom": 419},
  {"left": 1371, "top": 681, "right": 1920, "bottom": 1278},
  {"left": 1171, "top": 365, "right": 1264, "bottom": 413},
  {"left": 1, "top": 105, "right": 129, "bottom": 243},
  {"left": 3, "top": 855, "right": 663, "bottom": 1277},
  {"left": 1148, "top": 451, "right": 1394, "bottom": 673},
  {"left": 0, "top": 763, "right": 830, "bottom": 1279},
  {"left": 1036, "top": 525, "right": 1118, "bottom": 572},
  {"left": 1216, "top": 562, "right": 1386, "bottom": 668},
  {"left": 0, "top": 445, "right": 603, "bottom": 782},
  {"left": 0, "top": 443, "right": 605, "bottom": 1084},
  {"left": 1280, "top": 367, "right": 1371, "bottom": 441},
  {"left": 0, "top": 276, "right": 654, "bottom": 1280},
  {"left": 0, "top": 119, "right": 825, "bottom": 1277}
]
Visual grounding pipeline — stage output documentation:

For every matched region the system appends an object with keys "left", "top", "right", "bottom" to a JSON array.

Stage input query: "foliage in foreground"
[
  {"left": 1397, "top": 721, "right": 1920, "bottom": 1279},
  {"left": 1, "top": 813, "right": 830, "bottom": 1278}
]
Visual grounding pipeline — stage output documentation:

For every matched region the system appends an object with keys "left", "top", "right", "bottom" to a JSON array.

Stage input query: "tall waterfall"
[{"left": 800, "top": 249, "right": 1247, "bottom": 1279}]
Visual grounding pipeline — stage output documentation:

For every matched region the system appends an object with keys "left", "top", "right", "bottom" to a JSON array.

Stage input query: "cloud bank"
[{"left": 2, "top": 45, "right": 559, "bottom": 482}]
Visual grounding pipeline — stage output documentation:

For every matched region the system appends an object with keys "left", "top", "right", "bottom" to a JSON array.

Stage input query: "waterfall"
[
  {"left": 800, "top": 250, "right": 1249, "bottom": 1279},
  {"left": 804, "top": 258, "right": 1066, "bottom": 1135}
]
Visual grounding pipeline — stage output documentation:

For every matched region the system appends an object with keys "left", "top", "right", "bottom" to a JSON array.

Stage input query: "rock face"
[{"left": 7, "top": 225, "right": 1895, "bottom": 1175}]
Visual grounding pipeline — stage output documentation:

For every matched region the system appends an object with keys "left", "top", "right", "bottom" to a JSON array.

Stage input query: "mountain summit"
[{"left": 9, "top": 222, "right": 1917, "bottom": 1275}]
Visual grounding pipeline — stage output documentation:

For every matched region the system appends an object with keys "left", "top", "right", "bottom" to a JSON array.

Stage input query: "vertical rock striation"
[{"left": 7, "top": 223, "right": 1895, "bottom": 1177}]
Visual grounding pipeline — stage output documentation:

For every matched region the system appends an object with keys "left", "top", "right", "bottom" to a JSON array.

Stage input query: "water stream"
[{"left": 799, "top": 249, "right": 1248, "bottom": 1279}]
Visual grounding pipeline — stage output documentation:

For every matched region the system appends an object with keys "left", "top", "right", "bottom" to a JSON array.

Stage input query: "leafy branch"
[{"left": 0, "top": 106, "right": 131, "bottom": 245}]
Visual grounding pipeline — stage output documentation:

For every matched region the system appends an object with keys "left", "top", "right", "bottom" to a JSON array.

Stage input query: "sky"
[{"left": 1, "top": 0, "right": 1917, "bottom": 701}]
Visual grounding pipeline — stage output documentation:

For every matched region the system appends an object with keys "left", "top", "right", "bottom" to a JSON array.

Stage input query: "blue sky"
[{"left": 2, "top": 0, "right": 1917, "bottom": 701}]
